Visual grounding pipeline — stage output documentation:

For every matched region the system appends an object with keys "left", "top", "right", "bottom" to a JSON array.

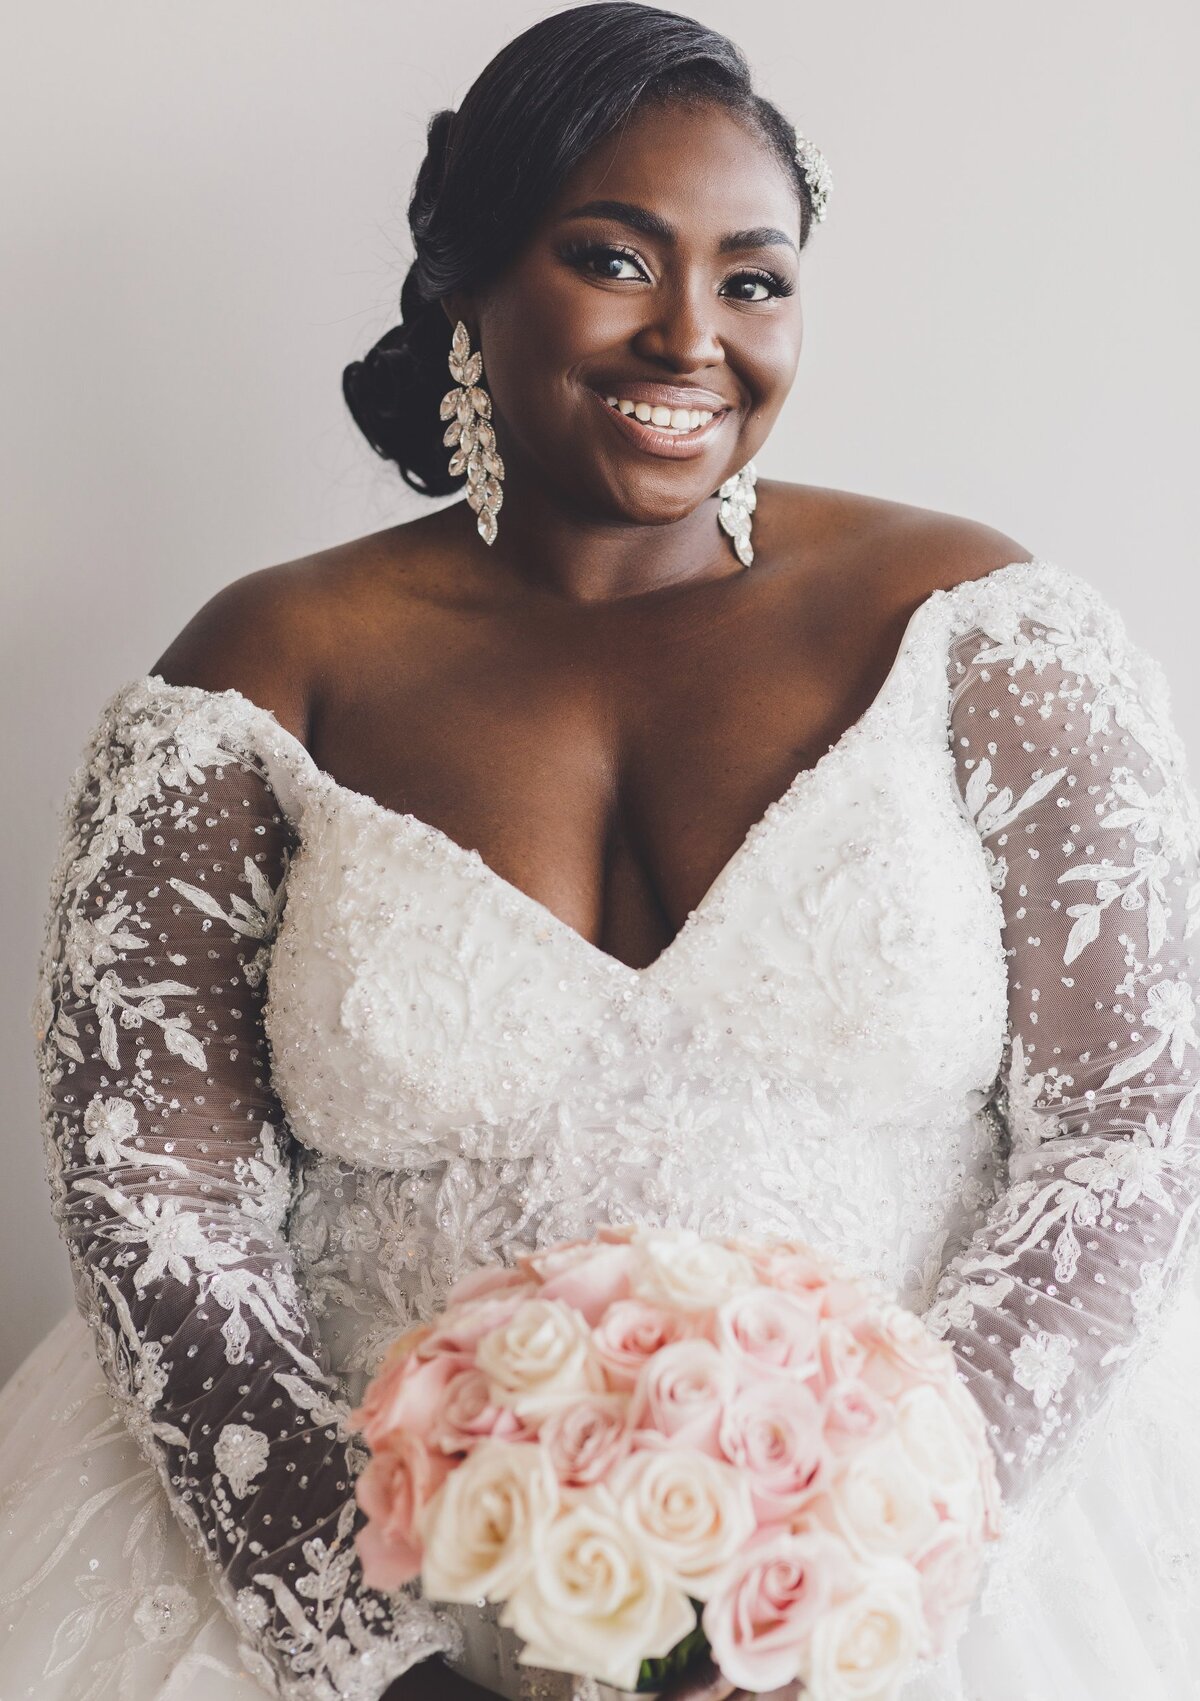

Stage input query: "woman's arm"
[
  {"left": 925, "top": 582, "right": 1200, "bottom": 1515},
  {"left": 31, "top": 676, "right": 463, "bottom": 1699}
]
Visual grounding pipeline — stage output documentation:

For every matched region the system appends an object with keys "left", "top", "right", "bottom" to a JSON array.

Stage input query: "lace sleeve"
[
  {"left": 30, "top": 679, "right": 463, "bottom": 1700},
  {"left": 925, "top": 578, "right": 1200, "bottom": 1518}
]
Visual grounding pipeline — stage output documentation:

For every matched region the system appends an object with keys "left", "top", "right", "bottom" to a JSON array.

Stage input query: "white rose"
[
  {"left": 476, "top": 1298, "right": 606, "bottom": 1419},
  {"left": 420, "top": 1439, "right": 560, "bottom": 1602},
  {"left": 631, "top": 1227, "right": 758, "bottom": 1312},
  {"left": 499, "top": 1487, "right": 696, "bottom": 1690},
  {"left": 609, "top": 1447, "right": 756, "bottom": 1600},
  {"left": 800, "top": 1563, "right": 923, "bottom": 1701},
  {"left": 894, "top": 1385, "right": 983, "bottom": 1526},
  {"left": 830, "top": 1436, "right": 940, "bottom": 1563}
]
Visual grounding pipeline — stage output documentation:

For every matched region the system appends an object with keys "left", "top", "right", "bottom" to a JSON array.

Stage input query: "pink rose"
[
  {"left": 536, "top": 1243, "right": 636, "bottom": 1325},
  {"left": 353, "top": 1352, "right": 465, "bottom": 1451},
  {"left": 818, "top": 1320, "right": 870, "bottom": 1391},
  {"left": 592, "top": 1299, "right": 697, "bottom": 1390},
  {"left": 701, "top": 1527, "right": 846, "bottom": 1692},
  {"left": 516, "top": 1226, "right": 634, "bottom": 1281},
  {"left": 415, "top": 1291, "right": 533, "bottom": 1360},
  {"left": 630, "top": 1339, "right": 736, "bottom": 1457},
  {"left": 354, "top": 1430, "right": 450, "bottom": 1589},
  {"left": 539, "top": 1393, "right": 633, "bottom": 1486},
  {"left": 822, "top": 1379, "right": 892, "bottom": 1455},
  {"left": 715, "top": 1288, "right": 822, "bottom": 1381},
  {"left": 717, "top": 1378, "right": 829, "bottom": 1520},
  {"left": 748, "top": 1244, "right": 829, "bottom": 1295},
  {"left": 428, "top": 1365, "right": 531, "bottom": 1454}
]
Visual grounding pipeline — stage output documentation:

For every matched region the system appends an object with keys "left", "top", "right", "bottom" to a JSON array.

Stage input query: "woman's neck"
[{"left": 465, "top": 464, "right": 750, "bottom": 606}]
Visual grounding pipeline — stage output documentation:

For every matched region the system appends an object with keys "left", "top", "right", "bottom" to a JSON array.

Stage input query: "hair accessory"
[
  {"left": 718, "top": 461, "right": 758, "bottom": 566},
  {"left": 440, "top": 319, "right": 505, "bottom": 545},
  {"left": 795, "top": 131, "right": 833, "bottom": 223}
]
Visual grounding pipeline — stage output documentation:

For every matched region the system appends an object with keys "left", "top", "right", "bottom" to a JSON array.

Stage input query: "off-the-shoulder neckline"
[{"left": 132, "top": 555, "right": 1067, "bottom": 980}]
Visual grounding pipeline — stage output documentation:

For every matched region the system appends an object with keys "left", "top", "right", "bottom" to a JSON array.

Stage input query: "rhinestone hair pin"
[{"left": 795, "top": 131, "right": 833, "bottom": 223}]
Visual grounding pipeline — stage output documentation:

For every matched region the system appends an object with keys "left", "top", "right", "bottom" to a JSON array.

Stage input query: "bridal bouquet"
[{"left": 350, "top": 1226, "right": 1000, "bottom": 1700}]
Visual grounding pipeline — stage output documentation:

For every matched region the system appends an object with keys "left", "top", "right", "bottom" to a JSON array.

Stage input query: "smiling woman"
[{"left": 8, "top": 4, "right": 1200, "bottom": 1701}]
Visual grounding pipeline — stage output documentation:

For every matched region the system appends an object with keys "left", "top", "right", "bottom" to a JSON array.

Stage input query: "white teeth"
[{"left": 603, "top": 395, "right": 718, "bottom": 432}]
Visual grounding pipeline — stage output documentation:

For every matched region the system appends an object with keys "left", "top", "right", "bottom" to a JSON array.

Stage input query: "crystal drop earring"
[
  {"left": 718, "top": 461, "right": 758, "bottom": 566},
  {"left": 440, "top": 319, "right": 505, "bottom": 546}
]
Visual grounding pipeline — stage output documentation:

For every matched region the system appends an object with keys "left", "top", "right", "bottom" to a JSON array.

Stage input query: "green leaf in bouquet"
[{"left": 634, "top": 1607, "right": 710, "bottom": 1692}]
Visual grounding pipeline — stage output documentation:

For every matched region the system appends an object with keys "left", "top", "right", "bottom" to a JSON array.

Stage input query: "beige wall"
[{"left": 4, "top": 0, "right": 1198, "bottom": 1380}]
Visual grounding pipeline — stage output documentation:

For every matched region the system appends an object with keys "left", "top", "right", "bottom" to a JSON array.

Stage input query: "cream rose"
[
  {"left": 419, "top": 1438, "right": 559, "bottom": 1601},
  {"left": 912, "top": 1525, "right": 983, "bottom": 1652},
  {"left": 610, "top": 1446, "right": 755, "bottom": 1600},
  {"left": 800, "top": 1563, "right": 922, "bottom": 1701},
  {"left": 631, "top": 1227, "right": 758, "bottom": 1312},
  {"left": 499, "top": 1488, "right": 696, "bottom": 1690},
  {"left": 829, "top": 1436, "right": 941, "bottom": 1563},
  {"left": 861, "top": 1303, "right": 953, "bottom": 1398},
  {"left": 476, "top": 1298, "right": 607, "bottom": 1419},
  {"left": 894, "top": 1385, "right": 984, "bottom": 1526}
]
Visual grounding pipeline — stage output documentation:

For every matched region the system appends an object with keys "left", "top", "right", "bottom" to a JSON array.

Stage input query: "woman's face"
[{"left": 453, "top": 98, "right": 805, "bottom": 527}]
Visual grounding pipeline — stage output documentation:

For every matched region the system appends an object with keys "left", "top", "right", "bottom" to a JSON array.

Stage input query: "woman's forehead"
[{"left": 537, "top": 108, "right": 802, "bottom": 242}]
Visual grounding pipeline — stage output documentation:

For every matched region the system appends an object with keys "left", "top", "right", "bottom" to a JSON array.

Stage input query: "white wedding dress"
[{"left": 4, "top": 557, "right": 1200, "bottom": 1701}]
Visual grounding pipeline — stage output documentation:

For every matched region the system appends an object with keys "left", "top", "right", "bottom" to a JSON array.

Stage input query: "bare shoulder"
[
  {"left": 152, "top": 558, "right": 323, "bottom": 745},
  {"left": 763, "top": 480, "right": 1035, "bottom": 607},
  {"left": 150, "top": 515, "right": 448, "bottom": 744}
]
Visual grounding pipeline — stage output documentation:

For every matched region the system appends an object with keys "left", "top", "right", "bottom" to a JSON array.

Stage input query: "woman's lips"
[{"left": 588, "top": 388, "right": 730, "bottom": 460}]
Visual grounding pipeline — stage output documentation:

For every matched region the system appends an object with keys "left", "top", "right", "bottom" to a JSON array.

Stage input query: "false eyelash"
[{"left": 559, "top": 240, "right": 795, "bottom": 300}]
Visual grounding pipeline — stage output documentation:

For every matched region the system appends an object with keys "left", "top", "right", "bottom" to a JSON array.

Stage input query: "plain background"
[{"left": 3, "top": 0, "right": 1198, "bottom": 1383}]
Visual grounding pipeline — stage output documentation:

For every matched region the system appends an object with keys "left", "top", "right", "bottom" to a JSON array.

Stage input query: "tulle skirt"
[{"left": 3, "top": 1290, "right": 1200, "bottom": 1701}]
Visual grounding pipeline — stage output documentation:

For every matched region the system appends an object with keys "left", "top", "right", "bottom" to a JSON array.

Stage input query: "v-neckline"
[{"left": 140, "top": 557, "right": 1046, "bottom": 986}]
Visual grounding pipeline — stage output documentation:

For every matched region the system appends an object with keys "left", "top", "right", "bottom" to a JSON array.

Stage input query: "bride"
[{"left": 5, "top": 4, "right": 1200, "bottom": 1698}]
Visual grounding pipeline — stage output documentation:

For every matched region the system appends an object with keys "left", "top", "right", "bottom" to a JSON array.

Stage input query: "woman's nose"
[{"left": 632, "top": 280, "right": 724, "bottom": 371}]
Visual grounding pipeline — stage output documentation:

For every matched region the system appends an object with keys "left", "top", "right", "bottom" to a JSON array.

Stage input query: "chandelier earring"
[
  {"left": 718, "top": 461, "right": 758, "bottom": 567},
  {"left": 440, "top": 319, "right": 504, "bottom": 545}
]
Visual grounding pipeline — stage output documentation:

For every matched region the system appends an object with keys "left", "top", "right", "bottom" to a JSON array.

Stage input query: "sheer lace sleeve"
[
  {"left": 926, "top": 573, "right": 1200, "bottom": 1519},
  {"left": 29, "top": 678, "right": 463, "bottom": 1700}
]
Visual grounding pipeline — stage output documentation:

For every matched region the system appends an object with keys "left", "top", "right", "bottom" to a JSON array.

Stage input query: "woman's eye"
[
  {"left": 569, "top": 243, "right": 646, "bottom": 282},
  {"left": 722, "top": 271, "right": 789, "bottom": 303}
]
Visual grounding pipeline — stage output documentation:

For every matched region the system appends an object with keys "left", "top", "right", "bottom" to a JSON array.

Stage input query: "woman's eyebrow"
[{"left": 558, "top": 198, "right": 798, "bottom": 256}]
